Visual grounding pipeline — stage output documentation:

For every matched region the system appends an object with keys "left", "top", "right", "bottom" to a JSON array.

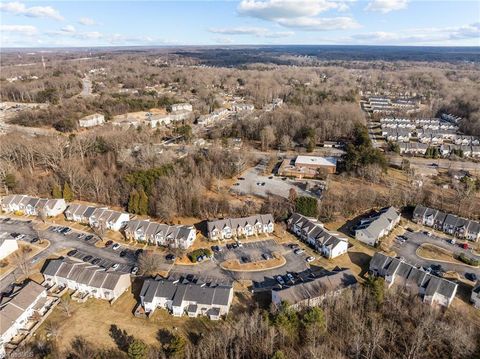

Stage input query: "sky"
[{"left": 1, "top": 0, "right": 479, "bottom": 47}]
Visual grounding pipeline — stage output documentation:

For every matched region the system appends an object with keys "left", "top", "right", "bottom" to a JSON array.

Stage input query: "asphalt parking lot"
[{"left": 214, "top": 239, "right": 282, "bottom": 263}]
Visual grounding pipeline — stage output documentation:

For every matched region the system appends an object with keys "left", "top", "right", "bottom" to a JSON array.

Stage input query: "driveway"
[{"left": 392, "top": 230, "right": 480, "bottom": 280}]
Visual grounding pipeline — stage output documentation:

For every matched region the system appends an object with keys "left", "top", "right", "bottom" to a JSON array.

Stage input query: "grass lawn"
[
  {"left": 35, "top": 290, "right": 222, "bottom": 353},
  {"left": 220, "top": 254, "right": 285, "bottom": 271},
  {"left": 416, "top": 243, "right": 462, "bottom": 265}
]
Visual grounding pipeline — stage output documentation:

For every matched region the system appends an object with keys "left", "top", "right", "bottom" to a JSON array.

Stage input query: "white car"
[
  {"left": 112, "top": 243, "right": 120, "bottom": 251},
  {"left": 286, "top": 273, "right": 295, "bottom": 283},
  {"left": 276, "top": 276, "right": 285, "bottom": 285},
  {"left": 294, "top": 248, "right": 304, "bottom": 255},
  {"left": 306, "top": 256, "right": 315, "bottom": 263},
  {"left": 130, "top": 266, "right": 139, "bottom": 275},
  {"left": 111, "top": 263, "right": 120, "bottom": 270}
]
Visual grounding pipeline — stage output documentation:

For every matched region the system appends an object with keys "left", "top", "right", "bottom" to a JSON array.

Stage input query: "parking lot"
[
  {"left": 214, "top": 239, "right": 282, "bottom": 263},
  {"left": 231, "top": 161, "right": 314, "bottom": 199}
]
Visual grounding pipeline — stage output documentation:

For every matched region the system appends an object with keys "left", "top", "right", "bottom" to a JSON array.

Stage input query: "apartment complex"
[
  {"left": 207, "top": 214, "right": 274, "bottom": 241},
  {"left": 124, "top": 220, "right": 196, "bottom": 249},
  {"left": 1, "top": 195, "right": 66, "bottom": 217},
  {"left": 355, "top": 207, "right": 401, "bottom": 246},
  {"left": 64, "top": 203, "right": 130, "bottom": 231}
]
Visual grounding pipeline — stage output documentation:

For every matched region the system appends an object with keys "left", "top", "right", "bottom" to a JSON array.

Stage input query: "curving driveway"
[{"left": 392, "top": 230, "right": 480, "bottom": 279}]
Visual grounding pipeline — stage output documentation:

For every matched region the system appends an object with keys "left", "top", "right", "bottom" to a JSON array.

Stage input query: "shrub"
[
  {"left": 295, "top": 196, "right": 318, "bottom": 217},
  {"left": 457, "top": 253, "right": 479, "bottom": 267},
  {"left": 188, "top": 248, "right": 212, "bottom": 263}
]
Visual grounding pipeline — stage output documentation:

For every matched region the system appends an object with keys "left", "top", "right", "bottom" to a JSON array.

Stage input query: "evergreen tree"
[
  {"left": 138, "top": 188, "right": 149, "bottom": 215},
  {"left": 166, "top": 333, "right": 186, "bottom": 358},
  {"left": 295, "top": 196, "right": 318, "bottom": 217},
  {"left": 52, "top": 184, "right": 62, "bottom": 199},
  {"left": 62, "top": 183, "right": 74, "bottom": 201},
  {"left": 127, "top": 340, "right": 148, "bottom": 359},
  {"left": 128, "top": 189, "right": 140, "bottom": 214}
]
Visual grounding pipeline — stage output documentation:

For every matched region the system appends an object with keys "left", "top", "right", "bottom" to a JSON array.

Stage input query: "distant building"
[
  {"left": 139, "top": 278, "right": 233, "bottom": 320},
  {"left": 278, "top": 155, "right": 337, "bottom": 178},
  {"left": 207, "top": 214, "right": 274, "bottom": 241},
  {"left": 232, "top": 103, "right": 254, "bottom": 112},
  {"left": 42, "top": 258, "right": 131, "bottom": 302},
  {"left": 369, "top": 253, "right": 458, "bottom": 307},
  {"left": 288, "top": 213, "right": 348, "bottom": 259},
  {"left": 170, "top": 103, "right": 192, "bottom": 112},
  {"left": 124, "top": 220, "right": 196, "bottom": 249},
  {"left": 197, "top": 108, "right": 229, "bottom": 126},
  {"left": 0, "top": 238, "right": 18, "bottom": 261},
  {"left": 78, "top": 113, "right": 105, "bottom": 128},
  {"left": 355, "top": 207, "right": 400, "bottom": 246},
  {"left": 271, "top": 269, "right": 357, "bottom": 309},
  {"left": 1, "top": 195, "right": 66, "bottom": 217}
]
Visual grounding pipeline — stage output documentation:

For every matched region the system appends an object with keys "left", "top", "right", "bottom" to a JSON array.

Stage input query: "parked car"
[
  {"left": 306, "top": 256, "right": 315, "bottom": 263},
  {"left": 232, "top": 243, "right": 239, "bottom": 249},
  {"left": 289, "top": 243, "right": 299, "bottom": 249},
  {"left": 465, "top": 273, "right": 477, "bottom": 282},
  {"left": 226, "top": 243, "right": 233, "bottom": 250},
  {"left": 105, "top": 240, "right": 113, "bottom": 247},
  {"left": 461, "top": 243, "right": 469, "bottom": 250},
  {"left": 262, "top": 253, "right": 272, "bottom": 260},
  {"left": 67, "top": 249, "right": 77, "bottom": 256},
  {"left": 238, "top": 177, "right": 245, "bottom": 180},
  {"left": 276, "top": 276, "right": 285, "bottom": 285},
  {"left": 119, "top": 250, "right": 127, "bottom": 258},
  {"left": 237, "top": 241, "right": 243, "bottom": 247},
  {"left": 77, "top": 233, "right": 85, "bottom": 239},
  {"left": 135, "top": 249, "right": 143, "bottom": 257},
  {"left": 294, "top": 248, "right": 304, "bottom": 255},
  {"left": 449, "top": 239, "right": 456, "bottom": 245},
  {"left": 30, "top": 237, "right": 39, "bottom": 243},
  {"left": 131, "top": 266, "right": 139, "bottom": 275},
  {"left": 166, "top": 254, "right": 176, "bottom": 261},
  {"left": 111, "top": 263, "right": 120, "bottom": 270},
  {"left": 241, "top": 256, "right": 250, "bottom": 263},
  {"left": 233, "top": 183, "right": 240, "bottom": 186},
  {"left": 82, "top": 255, "right": 93, "bottom": 262},
  {"left": 91, "top": 258, "right": 101, "bottom": 265},
  {"left": 211, "top": 245, "right": 221, "bottom": 253},
  {"left": 286, "top": 273, "right": 295, "bottom": 283},
  {"left": 112, "top": 243, "right": 120, "bottom": 250},
  {"left": 84, "top": 235, "right": 93, "bottom": 241},
  {"left": 61, "top": 227, "right": 72, "bottom": 235},
  {"left": 16, "top": 234, "right": 26, "bottom": 240}
]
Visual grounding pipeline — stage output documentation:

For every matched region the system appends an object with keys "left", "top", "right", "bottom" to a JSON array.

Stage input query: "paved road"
[
  {"left": 392, "top": 230, "right": 480, "bottom": 280},
  {"left": 80, "top": 76, "right": 92, "bottom": 97},
  {"left": 388, "top": 155, "right": 480, "bottom": 174}
]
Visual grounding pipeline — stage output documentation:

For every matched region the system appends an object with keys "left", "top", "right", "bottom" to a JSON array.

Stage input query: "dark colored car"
[
  {"left": 67, "top": 249, "right": 77, "bottom": 256},
  {"left": 84, "top": 235, "right": 93, "bottom": 241},
  {"left": 91, "top": 258, "right": 101, "bottom": 265},
  {"left": 119, "top": 250, "right": 127, "bottom": 258},
  {"left": 30, "top": 237, "right": 39, "bottom": 243},
  {"left": 226, "top": 243, "right": 232, "bottom": 250},
  {"left": 105, "top": 240, "right": 113, "bottom": 247},
  {"left": 82, "top": 255, "right": 93, "bottom": 262},
  {"left": 135, "top": 249, "right": 143, "bottom": 257},
  {"left": 166, "top": 254, "right": 176, "bottom": 261},
  {"left": 241, "top": 256, "right": 250, "bottom": 263},
  {"left": 211, "top": 245, "right": 221, "bottom": 252},
  {"left": 465, "top": 273, "right": 477, "bottom": 282}
]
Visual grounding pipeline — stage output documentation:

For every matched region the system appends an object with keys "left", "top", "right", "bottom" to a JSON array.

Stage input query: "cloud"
[
  {"left": 78, "top": 17, "right": 96, "bottom": 26},
  {"left": 237, "top": 0, "right": 359, "bottom": 31},
  {"left": 60, "top": 25, "right": 76, "bottom": 34},
  {"left": 0, "top": 24, "right": 37, "bottom": 35},
  {"left": 0, "top": 1, "right": 63, "bottom": 21},
  {"left": 277, "top": 16, "right": 359, "bottom": 30},
  {"left": 365, "top": 0, "right": 408, "bottom": 13},
  {"left": 349, "top": 22, "right": 480, "bottom": 44},
  {"left": 208, "top": 26, "right": 294, "bottom": 38}
]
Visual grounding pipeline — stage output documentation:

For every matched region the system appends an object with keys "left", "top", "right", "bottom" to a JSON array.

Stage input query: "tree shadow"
[
  {"left": 109, "top": 324, "right": 134, "bottom": 352},
  {"left": 156, "top": 329, "right": 174, "bottom": 346}
]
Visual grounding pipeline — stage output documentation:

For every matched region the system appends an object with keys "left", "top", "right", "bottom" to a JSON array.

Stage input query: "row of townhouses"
[
  {"left": 207, "top": 214, "right": 275, "bottom": 241},
  {"left": 64, "top": 203, "right": 130, "bottom": 231},
  {"left": 139, "top": 278, "right": 233, "bottom": 320},
  {"left": 287, "top": 213, "right": 349, "bottom": 259},
  {"left": 0, "top": 281, "right": 50, "bottom": 358},
  {"left": 413, "top": 205, "right": 480, "bottom": 241},
  {"left": 380, "top": 117, "right": 458, "bottom": 131},
  {"left": 271, "top": 268, "right": 357, "bottom": 310},
  {"left": 0, "top": 195, "right": 66, "bottom": 217},
  {"left": 355, "top": 207, "right": 401, "bottom": 247},
  {"left": 42, "top": 259, "right": 131, "bottom": 302},
  {"left": 398, "top": 143, "right": 480, "bottom": 158},
  {"left": 124, "top": 220, "right": 196, "bottom": 249},
  {"left": 369, "top": 253, "right": 458, "bottom": 307}
]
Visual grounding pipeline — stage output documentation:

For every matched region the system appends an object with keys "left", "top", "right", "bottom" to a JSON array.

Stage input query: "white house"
[
  {"left": 0, "top": 238, "right": 18, "bottom": 261},
  {"left": 88, "top": 208, "right": 130, "bottom": 231},
  {"left": 170, "top": 103, "right": 192, "bottom": 112},
  {"left": 232, "top": 103, "right": 254, "bottom": 112},
  {"left": 124, "top": 220, "right": 196, "bottom": 249},
  {"left": 0, "top": 281, "right": 48, "bottom": 357},
  {"left": 370, "top": 253, "right": 458, "bottom": 307},
  {"left": 288, "top": 213, "right": 349, "bottom": 259},
  {"left": 42, "top": 259, "right": 131, "bottom": 302},
  {"left": 1, "top": 195, "right": 66, "bottom": 217},
  {"left": 355, "top": 207, "right": 400, "bottom": 247},
  {"left": 78, "top": 113, "right": 105, "bottom": 128},
  {"left": 207, "top": 214, "right": 274, "bottom": 241},
  {"left": 140, "top": 278, "right": 233, "bottom": 320}
]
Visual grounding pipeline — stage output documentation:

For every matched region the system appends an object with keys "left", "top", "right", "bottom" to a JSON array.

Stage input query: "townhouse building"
[
  {"left": 1, "top": 195, "right": 66, "bottom": 217},
  {"left": 287, "top": 213, "right": 349, "bottom": 259},
  {"left": 207, "top": 214, "right": 274, "bottom": 241},
  {"left": 124, "top": 220, "right": 196, "bottom": 249},
  {"left": 139, "top": 278, "right": 233, "bottom": 320},
  {"left": 64, "top": 203, "right": 129, "bottom": 231},
  {"left": 42, "top": 259, "right": 131, "bottom": 302},
  {"left": 355, "top": 207, "right": 401, "bottom": 247},
  {"left": 369, "top": 253, "right": 458, "bottom": 307},
  {"left": 271, "top": 269, "right": 357, "bottom": 309}
]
